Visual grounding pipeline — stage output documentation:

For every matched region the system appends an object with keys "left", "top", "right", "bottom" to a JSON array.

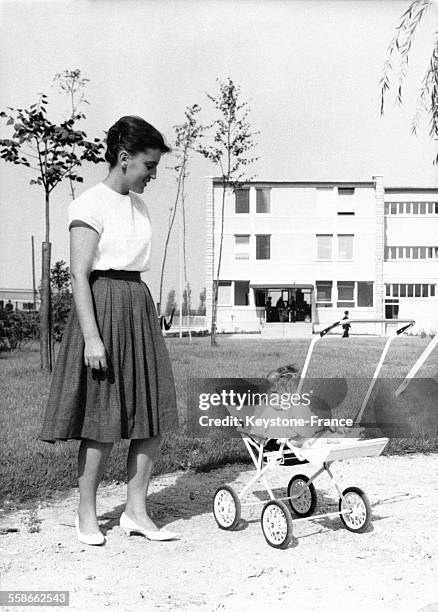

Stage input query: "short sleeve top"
[{"left": 68, "top": 182, "right": 152, "bottom": 272}]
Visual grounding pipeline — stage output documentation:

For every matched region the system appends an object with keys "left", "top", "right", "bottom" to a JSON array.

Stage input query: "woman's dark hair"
[{"left": 105, "top": 116, "right": 171, "bottom": 167}]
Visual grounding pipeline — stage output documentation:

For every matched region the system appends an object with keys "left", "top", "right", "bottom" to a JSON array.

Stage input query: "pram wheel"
[
  {"left": 261, "top": 500, "right": 293, "bottom": 549},
  {"left": 339, "top": 487, "right": 371, "bottom": 533},
  {"left": 287, "top": 475, "right": 317, "bottom": 518},
  {"left": 213, "top": 485, "right": 241, "bottom": 530}
]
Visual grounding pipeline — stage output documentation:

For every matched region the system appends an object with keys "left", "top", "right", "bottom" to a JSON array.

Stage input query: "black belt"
[{"left": 90, "top": 269, "right": 141, "bottom": 282}]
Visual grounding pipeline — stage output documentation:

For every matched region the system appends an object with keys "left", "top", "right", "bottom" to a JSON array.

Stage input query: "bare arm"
[{"left": 70, "top": 226, "right": 107, "bottom": 371}]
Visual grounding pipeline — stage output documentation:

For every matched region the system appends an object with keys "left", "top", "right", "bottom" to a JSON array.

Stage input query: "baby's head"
[
  {"left": 266, "top": 364, "right": 299, "bottom": 381},
  {"left": 266, "top": 364, "right": 300, "bottom": 392}
]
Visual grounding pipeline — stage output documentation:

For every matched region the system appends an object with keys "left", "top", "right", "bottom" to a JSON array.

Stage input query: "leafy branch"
[{"left": 380, "top": 0, "right": 437, "bottom": 161}]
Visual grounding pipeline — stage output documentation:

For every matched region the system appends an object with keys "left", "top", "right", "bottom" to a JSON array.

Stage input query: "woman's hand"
[{"left": 84, "top": 336, "right": 107, "bottom": 371}]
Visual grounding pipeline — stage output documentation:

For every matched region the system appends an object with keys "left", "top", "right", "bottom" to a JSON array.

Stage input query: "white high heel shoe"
[
  {"left": 119, "top": 512, "right": 178, "bottom": 541},
  {"left": 74, "top": 515, "right": 105, "bottom": 546}
]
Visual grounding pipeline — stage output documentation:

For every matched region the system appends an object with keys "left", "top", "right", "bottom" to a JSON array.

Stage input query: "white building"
[{"left": 205, "top": 176, "right": 438, "bottom": 336}]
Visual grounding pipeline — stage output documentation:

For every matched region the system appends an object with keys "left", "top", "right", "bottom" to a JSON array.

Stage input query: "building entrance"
[{"left": 255, "top": 287, "right": 312, "bottom": 323}]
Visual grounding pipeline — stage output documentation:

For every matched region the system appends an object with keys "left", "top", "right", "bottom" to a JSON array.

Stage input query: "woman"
[{"left": 39, "top": 116, "right": 179, "bottom": 545}]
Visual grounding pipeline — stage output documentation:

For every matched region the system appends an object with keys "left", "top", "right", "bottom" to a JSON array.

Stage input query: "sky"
[{"left": 0, "top": 0, "right": 437, "bottom": 307}]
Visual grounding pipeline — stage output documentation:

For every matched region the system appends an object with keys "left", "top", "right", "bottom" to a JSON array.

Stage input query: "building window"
[
  {"left": 234, "top": 235, "right": 250, "bottom": 260},
  {"left": 316, "top": 234, "right": 354, "bottom": 261},
  {"left": 338, "top": 234, "right": 354, "bottom": 261},
  {"left": 316, "top": 235, "right": 333, "bottom": 260},
  {"left": 256, "top": 188, "right": 270, "bottom": 213},
  {"left": 357, "top": 282, "right": 373, "bottom": 307},
  {"left": 384, "top": 246, "right": 438, "bottom": 260},
  {"left": 385, "top": 299, "right": 399, "bottom": 319},
  {"left": 385, "top": 283, "right": 436, "bottom": 299},
  {"left": 234, "top": 281, "right": 250, "bottom": 306},
  {"left": 385, "top": 201, "right": 438, "bottom": 215},
  {"left": 235, "top": 188, "right": 249, "bottom": 213},
  {"left": 217, "top": 281, "right": 232, "bottom": 305},
  {"left": 338, "top": 187, "right": 355, "bottom": 195},
  {"left": 337, "top": 281, "right": 355, "bottom": 308},
  {"left": 256, "top": 235, "right": 270, "bottom": 260},
  {"left": 316, "top": 281, "right": 332, "bottom": 307}
]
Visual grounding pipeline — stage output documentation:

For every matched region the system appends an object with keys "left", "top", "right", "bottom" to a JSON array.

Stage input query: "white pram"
[{"left": 212, "top": 317, "right": 424, "bottom": 548}]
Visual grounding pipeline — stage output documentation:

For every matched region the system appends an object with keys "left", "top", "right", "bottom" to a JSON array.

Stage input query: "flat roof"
[
  {"left": 385, "top": 187, "right": 438, "bottom": 193},
  {"left": 211, "top": 178, "right": 437, "bottom": 192},
  {"left": 212, "top": 178, "right": 374, "bottom": 187}
]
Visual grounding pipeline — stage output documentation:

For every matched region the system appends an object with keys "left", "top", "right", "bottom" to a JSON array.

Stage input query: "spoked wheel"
[
  {"left": 287, "top": 474, "right": 317, "bottom": 518},
  {"left": 339, "top": 486, "right": 371, "bottom": 533},
  {"left": 261, "top": 500, "right": 293, "bottom": 549},
  {"left": 213, "top": 485, "right": 241, "bottom": 530}
]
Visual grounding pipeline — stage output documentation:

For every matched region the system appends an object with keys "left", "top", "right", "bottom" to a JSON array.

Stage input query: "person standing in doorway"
[
  {"left": 265, "top": 296, "right": 273, "bottom": 322},
  {"left": 276, "top": 296, "right": 287, "bottom": 322},
  {"left": 288, "top": 296, "right": 296, "bottom": 322}
]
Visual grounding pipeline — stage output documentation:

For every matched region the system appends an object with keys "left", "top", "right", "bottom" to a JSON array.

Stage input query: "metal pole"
[
  {"left": 179, "top": 197, "right": 183, "bottom": 338},
  {"left": 31, "top": 235, "right": 36, "bottom": 309}
]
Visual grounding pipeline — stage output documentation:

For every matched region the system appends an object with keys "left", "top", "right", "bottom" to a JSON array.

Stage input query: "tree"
[
  {"left": 50, "top": 259, "right": 71, "bottom": 293},
  {"left": 197, "top": 287, "right": 206, "bottom": 316},
  {"left": 165, "top": 289, "right": 177, "bottom": 316},
  {"left": 0, "top": 89, "right": 105, "bottom": 371},
  {"left": 52, "top": 69, "right": 90, "bottom": 199},
  {"left": 50, "top": 260, "right": 72, "bottom": 342},
  {"left": 159, "top": 104, "right": 203, "bottom": 316},
  {"left": 182, "top": 282, "right": 192, "bottom": 316},
  {"left": 380, "top": 0, "right": 437, "bottom": 161},
  {"left": 197, "top": 78, "right": 258, "bottom": 345}
]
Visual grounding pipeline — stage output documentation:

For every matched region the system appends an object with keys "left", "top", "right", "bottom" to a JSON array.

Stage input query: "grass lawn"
[{"left": 0, "top": 335, "right": 437, "bottom": 511}]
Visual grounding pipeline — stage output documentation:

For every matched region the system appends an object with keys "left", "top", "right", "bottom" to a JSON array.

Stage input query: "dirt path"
[{"left": 1, "top": 454, "right": 438, "bottom": 612}]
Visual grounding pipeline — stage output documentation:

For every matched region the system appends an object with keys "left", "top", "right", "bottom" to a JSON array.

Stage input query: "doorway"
[{"left": 255, "top": 287, "right": 313, "bottom": 323}]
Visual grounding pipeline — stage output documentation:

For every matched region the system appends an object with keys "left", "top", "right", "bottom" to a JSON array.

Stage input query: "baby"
[{"left": 265, "top": 364, "right": 354, "bottom": 446}]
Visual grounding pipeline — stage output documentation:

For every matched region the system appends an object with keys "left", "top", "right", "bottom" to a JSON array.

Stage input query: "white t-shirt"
[{"left": 68, "top": 182, "right": 152, "bottom": 272}]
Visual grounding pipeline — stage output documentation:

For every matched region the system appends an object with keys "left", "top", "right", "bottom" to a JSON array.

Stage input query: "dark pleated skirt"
[{"left": 39, "top": 270, "right": 179, "bottom": 443}]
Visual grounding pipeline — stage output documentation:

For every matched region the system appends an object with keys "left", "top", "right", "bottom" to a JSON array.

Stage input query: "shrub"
[
  {"left": 0, "top": 311, "right": 39, "bottom": 350},
  {"left": 52, "top": 292, "right": 72, "bottom": 342}
]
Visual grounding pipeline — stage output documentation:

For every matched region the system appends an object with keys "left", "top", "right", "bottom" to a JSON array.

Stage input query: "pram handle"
[
  {"left": 396, "top": 321, "right": 415, "bottom": 335},
  {"left": 319, "top": 319, "right": 415, "bottom": 338},
  {"left": 300, "top": 318, "right": 416, "bottom": 393},
  {"left": 319, "top": 321, "right": 341, "bottom": 337}
]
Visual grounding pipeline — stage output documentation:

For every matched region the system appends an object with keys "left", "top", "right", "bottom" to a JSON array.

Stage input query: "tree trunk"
[
  {"left": 159, "top": 167, "right": 184, "bottom": 316},
  {"left": 210, "top": 280, "right": 218, "bottom": 346},
  {"left": 40, "top": 241, "right": 52, "bottom": 372},
  {"left": 210, "top": 182, "right": 227, "bottom": 346}
]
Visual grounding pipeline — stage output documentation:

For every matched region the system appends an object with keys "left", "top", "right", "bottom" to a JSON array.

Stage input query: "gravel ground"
[{"left": 1, "top": 453, "right": 438, "bottom": 612}]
